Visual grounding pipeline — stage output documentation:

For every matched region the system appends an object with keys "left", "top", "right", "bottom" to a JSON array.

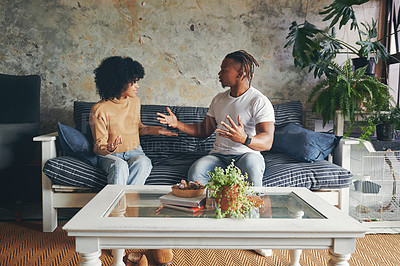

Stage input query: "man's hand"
[
  {"left": 157, "top": 107, "right": 178, "bottom": 128},
  {"left": 99, "top": 135, "right": 122, "bottom": 153},
  {"left": 216, "top": 115, "right": 247, "bottom": 144}
]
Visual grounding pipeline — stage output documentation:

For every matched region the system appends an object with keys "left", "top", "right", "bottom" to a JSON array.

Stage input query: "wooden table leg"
[
  {"left": 112, "top": 249, "right": 125, "bottom": 266},
  {"left": 328, "top": 248, "right": 351, "bottom": 265},
  {"left": 289, "top": 249, "right": 302, "bottom": 266},
  {"left": 79, "top": 251, "right": 101, "bottom": 266}
]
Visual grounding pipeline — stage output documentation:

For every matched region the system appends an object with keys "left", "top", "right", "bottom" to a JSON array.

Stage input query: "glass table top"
[{"left": 107, "top": 190, "right": 325, "bottom": 219}]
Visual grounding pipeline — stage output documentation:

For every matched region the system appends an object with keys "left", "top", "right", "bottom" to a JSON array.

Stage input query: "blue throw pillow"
[
  {"left": 271, "top": 123, "right": 341, "bottom": 162},
  {"left": 57, "top": 122, "right": 97, "bottom": 166}
]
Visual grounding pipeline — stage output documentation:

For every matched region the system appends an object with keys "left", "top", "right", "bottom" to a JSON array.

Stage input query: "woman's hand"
[
  {"left": 99, "top": 135, "right": 122, "bottom": 153},
  {"left": 157, "top": 127, "right": 178, "bottom": 136},
  {"left": 157, "top": 107, "right": 178, "bottom": 128}
]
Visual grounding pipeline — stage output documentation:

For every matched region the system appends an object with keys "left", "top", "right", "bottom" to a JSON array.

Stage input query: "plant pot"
[
  {"left": 215, "top": 185, "right": 241, "bottom": 212},
  {"left": 352, "top": 57, "right": 376, "bottom": 76},
  {"left": 376, "top": 123, "right": 394, "bottom": 141}
]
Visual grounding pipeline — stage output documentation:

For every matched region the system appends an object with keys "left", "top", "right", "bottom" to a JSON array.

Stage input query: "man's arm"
[
  {"left": 247, "top": 121, "right": 274, "bottom": 151},
  {"left": 157, "top": 107, "right": 217, "bottom": 138},
  {"left": 217, "top": 115, "right": 274, "bottom": 151}
]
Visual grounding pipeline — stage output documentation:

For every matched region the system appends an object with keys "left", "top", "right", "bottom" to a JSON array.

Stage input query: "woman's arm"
[
  {"left": 157, "top": 107, "right": 217, "bottom": 138},
  {"left": 139, "top": 124, "right": 178, "bottom": 136}
]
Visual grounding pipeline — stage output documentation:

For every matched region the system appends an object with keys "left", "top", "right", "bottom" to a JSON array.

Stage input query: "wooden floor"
[{"left": 0, "top": 221, "right": 399, "bottom": 265}]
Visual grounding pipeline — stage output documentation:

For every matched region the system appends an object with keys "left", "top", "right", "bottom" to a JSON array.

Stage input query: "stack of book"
[{"left": 159, "top": 192, "right": 206, "bottom": 213}]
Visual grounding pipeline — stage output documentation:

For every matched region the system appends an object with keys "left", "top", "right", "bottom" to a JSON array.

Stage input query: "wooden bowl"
[{"left": 171, "top": 187, "right": 205, "bottom": 198}]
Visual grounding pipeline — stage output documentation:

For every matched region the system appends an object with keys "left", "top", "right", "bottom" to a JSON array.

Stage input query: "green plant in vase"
[
  {"left": 360, "top": 106, "right": 400, "bottom": 141},
  {"left": 307, "top": 58, "right": 391, "bottom": 130},
  {"left": 206, "top": 161, "right": 257, "bottom": 219}
]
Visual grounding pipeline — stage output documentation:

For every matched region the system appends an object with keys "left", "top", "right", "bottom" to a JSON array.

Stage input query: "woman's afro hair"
[{"left": 94, "top": 56, "right": 145, "bottom": 100}]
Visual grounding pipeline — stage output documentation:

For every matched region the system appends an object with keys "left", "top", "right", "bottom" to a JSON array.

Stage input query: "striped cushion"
[
  {"left": 43, "top": 101, "right": 351, "bottom": 190},
  {"left": 140, "top": 105, "right": 216, "bottom": 157},
  {"left": 73, "top": 101, "right": 303, "bottom": 146},
  {"left": 43, "top": 153, "right": 204, "bottom": 188},
  {"left": 262, "top": 152, "right": 352, "bottom": 189},
  {"left": 73, "top": 101, "right": 94, "bottom": 144},
  {"left": 44, "top": 152, "right": 351, "bottom": 190},
  {"left": 273, "top": 101, "right": 303, "bottom": 127},
  {"left": 145, "top": 153, "right": 206, "bottom": 185},
  {"left": 43, "top": 156, "right": 107, "bottom": 191},
  {"left": 73, "top": 102, "right": 216, "bottom": 156}
]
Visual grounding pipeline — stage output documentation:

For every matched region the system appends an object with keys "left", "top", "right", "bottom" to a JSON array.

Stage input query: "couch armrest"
[
  {"left": 33, "top": 132, "right": 58, "bottom": 162},
  {"left": 332, "top": 138, "right": 359, "bottom": 171},
  {"left": 33, "top": 132, "right": 57, "bottom": 142},
  {"left": 33, "top": 132, "right": 59, "bottom": 232}
]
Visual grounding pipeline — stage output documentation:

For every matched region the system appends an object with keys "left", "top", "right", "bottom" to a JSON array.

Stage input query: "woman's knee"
[
  {"left": 129, "top": 155, "right": 152, "bottom": 169},
  {"left": 99, "top": 157, "right": 129, "bottom": 184}
]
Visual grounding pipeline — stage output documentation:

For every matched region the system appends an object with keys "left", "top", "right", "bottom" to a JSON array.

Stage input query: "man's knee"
[{"left": 188, "top": 155, "right": 222, "bottom": 184}]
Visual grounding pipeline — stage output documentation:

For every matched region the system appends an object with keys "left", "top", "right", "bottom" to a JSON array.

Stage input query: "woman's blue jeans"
[
  {"left": 97, "top": 145, "right": 152, "bottom": 185},
  {"left": 188, "top": 152, "right": 265, "bottom": 187}
]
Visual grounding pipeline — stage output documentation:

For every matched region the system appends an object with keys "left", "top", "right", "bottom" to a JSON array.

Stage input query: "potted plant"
[
  {"left": 307, "top": 58, "right": 391, "bottom": 128},
  {"left": 206, "top": 161, "right": 261, "bottom": 219},
  {"left": 285, "top": 0, "right": 392, "bottom": 78},
  {"left": 360, "top": 106, "right": 400, "bottom": 141}
]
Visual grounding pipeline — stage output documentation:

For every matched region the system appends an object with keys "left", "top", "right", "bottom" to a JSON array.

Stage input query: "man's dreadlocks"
[{"left": 225, "top": 50, "right": 259, "bottom": 86}]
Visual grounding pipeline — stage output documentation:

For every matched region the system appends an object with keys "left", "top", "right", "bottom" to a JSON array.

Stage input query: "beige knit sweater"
[{"left": 89, "top": 96, "right": 142, "bottom": 156}]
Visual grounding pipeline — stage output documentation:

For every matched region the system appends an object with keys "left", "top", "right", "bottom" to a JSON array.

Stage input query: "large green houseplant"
[
  {"left": 308, "top": 59, "right": 391, "bottom": 127},
  {"left": 285, "top": 0, "right": 391, "bottom": 78}
]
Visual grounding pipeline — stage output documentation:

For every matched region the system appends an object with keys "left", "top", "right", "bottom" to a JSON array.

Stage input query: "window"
[{"left": 380, "top": 0, "right": 400, "bottom": 106}]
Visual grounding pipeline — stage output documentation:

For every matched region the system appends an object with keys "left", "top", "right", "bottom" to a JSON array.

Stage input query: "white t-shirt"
[{"left": 207, "top": 86, "right": 275, "bottom": 155}]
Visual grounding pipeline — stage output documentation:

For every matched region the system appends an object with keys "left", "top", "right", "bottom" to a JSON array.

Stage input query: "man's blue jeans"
[
  {"left": 97, "top": 145, "right": 152, "bottom": 185},
  {"left": 188, "top": 152, "right": 265, "bottom": 187}
]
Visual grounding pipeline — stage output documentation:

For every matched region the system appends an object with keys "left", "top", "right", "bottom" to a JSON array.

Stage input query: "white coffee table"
[{"left": 63, "top": 185, "right": 366, "bottom": 266}]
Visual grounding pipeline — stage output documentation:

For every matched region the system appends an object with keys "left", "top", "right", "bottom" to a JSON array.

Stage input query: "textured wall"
[{"left": 0, "top": 0, "right": 379, "bottom": 133}]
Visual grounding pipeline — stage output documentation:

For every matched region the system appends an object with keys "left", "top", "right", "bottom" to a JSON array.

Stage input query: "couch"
[{"left": 34, "top": 101, "right": 357, "bottom": 232}]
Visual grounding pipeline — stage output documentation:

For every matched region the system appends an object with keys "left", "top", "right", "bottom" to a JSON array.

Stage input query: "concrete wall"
[{"left": 0, "top": 0, "right": 379, "bottom": 133}]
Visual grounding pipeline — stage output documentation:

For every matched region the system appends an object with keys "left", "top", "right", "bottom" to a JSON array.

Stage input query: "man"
[{"left": 157, "top": 50, "right": 275, "bottom": 187}]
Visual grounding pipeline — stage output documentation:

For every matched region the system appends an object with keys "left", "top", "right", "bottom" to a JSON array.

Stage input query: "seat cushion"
[
  {"left": 57, "top": 122, "right": 97, "bottom": 166},
  {"left": 271, "top": 123, "right": 341, "bottom": 162},
  {"left": 43, "top": 156, "right": 107, "bottom": 191},
  {"left": 145, "top": 153, "right": 206, "bottom": 185},
  {"left": 262, "top": 151, "right": 352, "bottom": 189},
  {"left": 43, "top": 154, "right": 204, "bottom": 188}
]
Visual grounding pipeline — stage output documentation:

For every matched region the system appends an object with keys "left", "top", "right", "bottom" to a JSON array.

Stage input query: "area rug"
[{"left": 1, "top": 221, "right": 399, "bottom": 265}]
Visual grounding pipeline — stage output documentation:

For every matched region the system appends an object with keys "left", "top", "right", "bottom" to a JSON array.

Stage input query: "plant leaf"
[{"left": 320, "top": 0, "right": 368, "bottom": 30}]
